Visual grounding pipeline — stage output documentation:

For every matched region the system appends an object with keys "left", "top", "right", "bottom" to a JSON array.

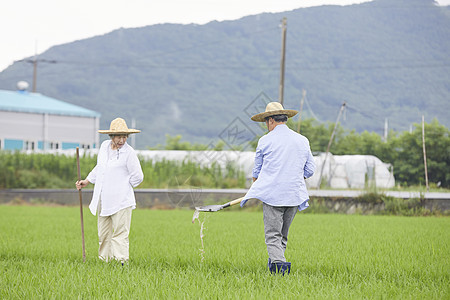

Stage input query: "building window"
[
  {"left": 24, "top": 141, "right": 36, "bottom": 150},
  {"left": 49, "top": 142, "right": 60, "bottom": 150}
]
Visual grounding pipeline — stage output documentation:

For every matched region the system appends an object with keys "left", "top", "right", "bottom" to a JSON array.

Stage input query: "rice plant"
[{"left": 0, "top": 205, "right": 448, "bottom": 299}]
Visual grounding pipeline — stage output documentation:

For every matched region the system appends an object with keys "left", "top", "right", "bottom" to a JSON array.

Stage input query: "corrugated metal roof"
[{"left": 0, "top": 89, "right": 100, "bottom": 118}]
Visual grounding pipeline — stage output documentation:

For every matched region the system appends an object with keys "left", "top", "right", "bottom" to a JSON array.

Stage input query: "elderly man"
[{"left": 241, "top": 102, "right": 315, "bottom": 275}]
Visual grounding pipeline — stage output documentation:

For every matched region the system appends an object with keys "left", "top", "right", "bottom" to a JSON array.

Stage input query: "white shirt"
[
  {"left": 87, "top": 140, "right": 144, "bottom": 216},
  {"left": 241, "top": 124, "right": 315, "bottom": 211}
]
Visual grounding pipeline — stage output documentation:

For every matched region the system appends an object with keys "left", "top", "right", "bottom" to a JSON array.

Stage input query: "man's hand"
[{"left": 75, "top": 179, "right": 90, "bottom": 190}]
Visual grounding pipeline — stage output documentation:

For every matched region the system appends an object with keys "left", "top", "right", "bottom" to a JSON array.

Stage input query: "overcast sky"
[{"left": 1, "top": 0, "right": 449, "bottom": 72}]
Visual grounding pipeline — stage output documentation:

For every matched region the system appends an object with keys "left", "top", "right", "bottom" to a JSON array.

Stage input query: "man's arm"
[
  {"left": 252, "top": 144, "right": 263, "bottom": 180},
  {"left": 304, "top": 149, "right": 316, "bottom": 179}
]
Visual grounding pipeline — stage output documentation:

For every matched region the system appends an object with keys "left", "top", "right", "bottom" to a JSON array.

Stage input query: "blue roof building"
[
  {"left": 0, "top": 89, "right": 100, "bottom": 118},
  {"left": 0, "top": 84, "right": 101, "bottom": 151}
]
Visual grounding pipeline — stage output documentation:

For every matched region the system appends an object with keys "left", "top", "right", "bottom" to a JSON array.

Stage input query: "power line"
[
  {"left": 11, "top": 21, "right": 448, "bottom": 72},
  {"left": 303, "top": 94, "right": 324, "bottom": 123},
  {"left": 287, "top": 62, "right": 450, "bottom": 71},
  {"left": 13, "top": 56, "right": 450, "bottom": 71}
]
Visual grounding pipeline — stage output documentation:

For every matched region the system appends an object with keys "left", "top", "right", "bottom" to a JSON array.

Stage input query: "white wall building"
[{"left": 0, "top": 84, "right": 100, "bottom": 151}]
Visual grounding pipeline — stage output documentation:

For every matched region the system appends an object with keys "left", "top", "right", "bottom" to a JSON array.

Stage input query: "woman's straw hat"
[
  {"left": 98, "top": 118, "right": 141, "bottom": 134},
  {"left": 251, "top": 102, "right": 298, "bottom": 122}
]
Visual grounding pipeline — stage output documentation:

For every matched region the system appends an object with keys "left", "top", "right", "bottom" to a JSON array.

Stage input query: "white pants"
[{"left": 97, "top": 206, "right": 132, "bottom": 262}]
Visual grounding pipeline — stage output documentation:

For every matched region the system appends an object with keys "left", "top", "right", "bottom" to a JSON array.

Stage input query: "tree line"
[
  {"left": 0, "top": 118, "right": 448, "bottom": 189},
  {"left": 296, "top": 118, "right": 449, "bottom": 188},
  {"left": 156, "top": 118, "right": 449, "bottom": 188}
]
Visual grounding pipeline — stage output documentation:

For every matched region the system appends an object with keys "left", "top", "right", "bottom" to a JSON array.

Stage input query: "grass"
[{"left": 0, "top": 205, "right": 449, "bottom": 299}]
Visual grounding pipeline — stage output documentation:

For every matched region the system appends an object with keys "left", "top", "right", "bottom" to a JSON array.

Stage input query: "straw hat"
[
  {"left": 98, "top": 118, "right": 141, "bottom": 134},
  {"left": 251, "top": 102, "right": 298, "bottom": 122}
]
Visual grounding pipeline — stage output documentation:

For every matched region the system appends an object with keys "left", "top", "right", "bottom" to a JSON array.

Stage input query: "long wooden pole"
[
  {"left": 422, "top": 116, "right": 429, "bottom": 192},
  {"left": 32, "top": 59, "right": 37, "bottom": 93},
  {"left": 76, "top": 147, "right": 86, "bottom": 262},
  {"left": 279, "top": 17, "right": 287, "bottom": 105},
  {"left": 32, "top": 40, "right": 38, "bottom": 93}
]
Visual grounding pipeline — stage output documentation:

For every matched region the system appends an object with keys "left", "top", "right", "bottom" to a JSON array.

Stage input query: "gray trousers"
[{"left": 263, "top": 202, "right": 297, "bottom": 263}]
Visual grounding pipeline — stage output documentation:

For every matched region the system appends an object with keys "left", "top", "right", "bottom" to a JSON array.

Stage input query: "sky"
[{"left": 1, "top": 0, "right": 449, "bottom": 72}]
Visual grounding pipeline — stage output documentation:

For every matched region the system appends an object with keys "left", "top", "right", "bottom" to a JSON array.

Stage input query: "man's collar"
[{"left": 273, "top": 123, "right": 288, "bottom": 131}]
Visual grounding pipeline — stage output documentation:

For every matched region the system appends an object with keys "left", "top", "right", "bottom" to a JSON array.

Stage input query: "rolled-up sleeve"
[
  {"left": 304, "top": 149, "right": 315, "bottom": 179},
  {"left": 127, "top": 153, "right": 144, "bottom": 188},
  {"left": 252, "top": 146, "right": 264, "bottom": 179}
]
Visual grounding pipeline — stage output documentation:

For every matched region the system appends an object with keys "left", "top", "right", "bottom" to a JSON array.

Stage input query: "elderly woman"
[{"left": 76, "top": 118, "right": 144, "bottom": 264}]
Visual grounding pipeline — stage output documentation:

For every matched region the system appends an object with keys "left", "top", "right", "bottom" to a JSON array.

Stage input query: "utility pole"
[
  {"left": 297, "top": 89, "right": 306, "bottom": 133},
  {"left": 32, "top": 50, "right": 38, "bottom": 93},
  {"left": 29, "top": 58, "right": 56, "bottom": 92},
  {"left": 21, "top": 41, "right": 56, "bottom": 93},
  {"left": 22, "top": 58, "right": 57, "bottom": 92},
  {"left": 422, "top": 115, "right": 429, "bottom": 192},
  {"left": 317, "top": 102, "right": 346, "bottom": 189},
  {"left": 279, "top": 17, "right": 287, "bottom": 105}
]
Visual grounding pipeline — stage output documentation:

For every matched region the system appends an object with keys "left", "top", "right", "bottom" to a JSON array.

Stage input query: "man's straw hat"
[
  {"left": 251, "top": 102, "right": 298, "bottom": 122},
  {"left": 98, "top": 118, "right": 141, "bottom": 134}
]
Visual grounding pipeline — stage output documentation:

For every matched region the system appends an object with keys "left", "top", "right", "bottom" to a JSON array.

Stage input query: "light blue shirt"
[{"left": 241, "top": 124, "right": 315, "bottom": 211}]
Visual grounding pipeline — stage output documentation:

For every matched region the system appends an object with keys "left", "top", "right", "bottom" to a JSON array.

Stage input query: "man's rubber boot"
[
  {"left": 268, "top": 258, "right": 280, "bottom": 274},
  {"left": 268, "top": 258, "right": 278, "bottom": 274},
  {"left": 268, "top": 260, "right": 291, "bottom": 275},
  {"left": 280, "top": 262, "right": 291, "bottom": 275},
  {"left": 269, "top": 260, "right": 283, "bottom": 274}
]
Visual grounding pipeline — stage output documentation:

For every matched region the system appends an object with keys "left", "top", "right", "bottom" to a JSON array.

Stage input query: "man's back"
[{"left": 246, "top": 124, "right": 315, "bottom": 207}]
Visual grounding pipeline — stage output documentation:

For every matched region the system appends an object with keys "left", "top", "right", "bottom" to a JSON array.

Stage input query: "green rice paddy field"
[{"left": 0, "top": 205, "right": 449, "bottom": 299}]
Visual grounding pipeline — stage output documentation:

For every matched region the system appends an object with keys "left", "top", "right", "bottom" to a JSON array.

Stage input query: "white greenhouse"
[
  {"left": 135, "top": 150, "right": 395, "bottom": 189},
  {"left": 308, "top": 153, "right": 395, "bottom": 189}
]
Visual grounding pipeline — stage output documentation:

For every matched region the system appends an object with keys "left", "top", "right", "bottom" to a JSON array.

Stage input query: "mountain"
[{"left": 1, "top": 0, "right": 449, "bottom": 149}]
